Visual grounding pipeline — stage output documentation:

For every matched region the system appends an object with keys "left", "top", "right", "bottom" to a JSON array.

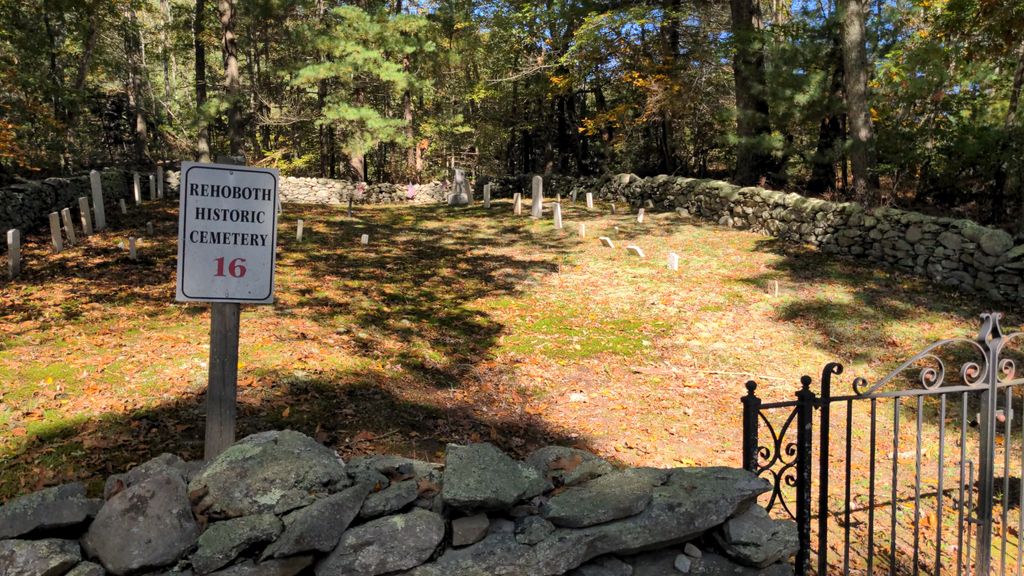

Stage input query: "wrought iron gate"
[{"left": 742, "top": 313, "right": 1024, "bottom": 575}]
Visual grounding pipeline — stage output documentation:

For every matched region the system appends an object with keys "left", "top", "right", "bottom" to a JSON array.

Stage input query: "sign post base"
[{"left": 205, "top": 302, "right": 240, "bottom": 460}]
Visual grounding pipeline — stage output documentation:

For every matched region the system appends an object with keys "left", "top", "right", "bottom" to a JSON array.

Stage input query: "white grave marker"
[
  {"left": 360, "top": 233, "right": 369, "bottom": 245},
  {"left": 119, "top": 199, "right": 127, "bottom": 215},
  {"left": 637, "top": 208, "right": 645, "bottom": 224},
  {"left": 296, "top": 219, "right": 304, "bottom": 242},
  {"left": 49, "top": 212, "right": 63, "bottom": 253},
  {"left": 89, "top": 170, "right": 106, "bottom": 230},
  {"left": 586, "top": 192, "right": 594, "bottom": 210},
  {"left": 78, "top": 197, "right": 93, "bottom": 235},
  {"left": 531, "top": 175, "right": 543, "bottom": 219},
  {"left": 61, "top": 208, "right": 76, "bottom": 245},
  {"left": 579, "top": 223, "right": 586, "bottom": 238},
  {"left": 513, "top": 193, "right": 523, "bottom": 215},
  {"left": 129, "top": 237, "right": 137, "bottom": 261},
  {"left": 157, "top": 166, "right": 165, "bottom": 199},
  {"left": 610, "top": 203, "right": 616, "bottom": 214},
  {"left": 149, "top": 174, "right": 156, "bottom": 201},
  {"left": 571, "top": 190, "right": 578, "bottom": 203},
  {"left": 175, "top": 161, "right": 280, "bottom": 304},
  {"left": 599, "top": 236, "right": 614, "bottom": 248},
  {"left": 133, "top": 172, "right": 142, "bottom": 205},
  {"left": 7, "top": 229, "right": 20, "bottom": 279},
  {"left": 626, "top": 245, "right": 645, "bottom": 258},
  {"left": 668, "top": 252, "right": 679, "bottom": 271},
  {"left": 483, "top": 183, "right": 492, "bottom": 209},
  {"left": 553, "top": 203, "right": 563, "bottom": 229}
]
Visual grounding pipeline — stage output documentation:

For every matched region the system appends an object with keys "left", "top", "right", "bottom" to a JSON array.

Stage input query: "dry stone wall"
[
  {"left": 0, "top": 430, "right": 797, "bottom": 576},
  {"left": 492, "top": 173, "right": 1024, "bottom": 301},
  {"left": 0, "top": 169, "right": 139, "bottom": 235}
]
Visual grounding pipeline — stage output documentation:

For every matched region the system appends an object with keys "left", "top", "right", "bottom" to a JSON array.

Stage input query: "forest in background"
[{"left": 0, "top": 0, "right": 1022, "bottom": 228}]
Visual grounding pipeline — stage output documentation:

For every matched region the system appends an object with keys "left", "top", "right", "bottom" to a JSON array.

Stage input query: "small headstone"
[
  {"left": 148, "top": 174, "right": 156, "bottom": 201},
  {"left": 585, "top": 192, "right": 594, "bottom": 210},
  {"left": 530, "top": 175, "right": 543, "bottom": 219},
  {"left": 132, "top": 172, "right": 142, "bottom": 205},
  {"left": 571, "top": 190, "right": 578, "bottom": 203},
  {"left": 146, "top": 221, "right": 154, "bottom": 236},
  {"left": 449, "top": 169, "right": 469, "bottom": 206},
  {"left": 119, "top": 199, "right": 127, "bottom": 215},
  {"left": 129, "top": 237, "right": 137, "bottom": 261},
  {"left": 626, "top": 245, "right": 645, "bottom": 257},
  {"left": 578, "top": 223, "right": 586, "bottom": 238},
  {"left": 89, "top": 170, "right": 106, "bottom": 231},
  {"left": 360, "top": 234, "right": 369, "bottom": 245},
  {"left": 61, "top": 208, "right": 77, "bottom": 245},
  {"left": 296, "top": 219, "right": 304, "bottom": 242},
  {"left": 637, "top": 208, "right": 645, "bottom": 224},
  {"left": 553, "top": 203, "right": 563, "bottom": 230},
  {"left": 610, "top": 203, "right": 616, "bottom": 214},
  {"left": 513, "top": 193, "right": 523, "bottom": 216},
  {"left": 49, "top": 212, "right": 63, "bottom": 253},
  {"left": 78, "top": 197, "right": 93, "bottom": 235},
  {"left": 483, "top": 183, "right": 491, "bottom": 209},
  {"left": 599, "top": 237, "right": 614, "bottom": 248},
  {"left": 7, "top": 229, "right": 20, "bottom": 279},
  {"left": 156, "top": 166, "right": 165, "bottom": 199},
  {"left": 773, "top": 280, "right": 779, "bottom": 298},
  {"left": 667, "top": 252, "right": 679, "bottom": 271}
]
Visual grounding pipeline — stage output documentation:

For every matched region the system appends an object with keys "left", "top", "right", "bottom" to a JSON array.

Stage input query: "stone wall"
[
  {"left": 491, "top": 173, "right": 1024, "bottom": 301},
  {"left": 0, "top": 169, "right": 140, "bottom": 235},
  {"left": 0, "top": 430, "right": 796, "bottom": 576}
]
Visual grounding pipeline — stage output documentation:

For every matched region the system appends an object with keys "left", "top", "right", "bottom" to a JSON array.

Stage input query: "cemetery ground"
[{"left": 1, "top": 195, "right": 1020, "bottom": 572}]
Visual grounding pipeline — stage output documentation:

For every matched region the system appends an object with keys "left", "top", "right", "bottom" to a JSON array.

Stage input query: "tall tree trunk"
[
  {"left": 840, "top": 0, "right": 878, "bottom": 200},
  {"left": 809, "top": 33, "right": 845, "bottom": 195},
  {"left": 730, "top": 0, "right": 774, "bottom": 185},
  {"left": 996, "top": 39, "right": 1024, "bottom": 225},
  {"left": 126, "top": 8, "right": 148, "bottom": 163},
  {"left": 194, "top": 0, "right": 210, "bottom": 161},
  {"left": 218, "top": 0, "right": 242, "bottom": 157},
  {"left": 161, "top": 0, "right": 172, "bottom": 103}
]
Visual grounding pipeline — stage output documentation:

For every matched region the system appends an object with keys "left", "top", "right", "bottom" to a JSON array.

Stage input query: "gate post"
[
  {"left": 976, "top": 312, "right": 1005, "bottom": 573},
  {"left": 795, "top": 375, "right": 817, "bottom": 576},
  {"left": 742, "top": 381, "right": 761, "bottom": 472}
]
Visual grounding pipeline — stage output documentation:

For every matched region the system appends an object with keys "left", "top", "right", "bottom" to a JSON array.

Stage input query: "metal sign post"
[{"left": 175, "top": 161, "right": 279, "bottom": 459}]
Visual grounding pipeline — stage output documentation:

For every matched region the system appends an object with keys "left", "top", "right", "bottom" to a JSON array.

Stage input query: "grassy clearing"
[{"left": 0, "top": 196, "right": 1014, "bottom": 509}]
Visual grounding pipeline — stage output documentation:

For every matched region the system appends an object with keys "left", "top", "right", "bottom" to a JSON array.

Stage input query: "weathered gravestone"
[
  {"left": 149, "top": 174, "right": 156, "bottom": 201},
  {"left": 78, "top": 197, "right": 93, "bottom": 235},
  {"left": 579, "top": 223, "right": 586, "bottom": 238},
  {"left": 531, "top": 175, "right": 543, "bottom": 219},
  {"left": 119, "top": 199, "right": 127, "bottom": 215},
  {"left": 637, "top": 209, "right": 645, "bottom": 224},
  {"left": 157, "top": 166, "right": 165, "bottom": 199},
  {"left": 449, "top": 169, "right": 470, "bottom": 206},
  {"left": 668, "top": 252, "right": 680, "bottom": 271},
  {"left": 297, "top": 219, "right": 304, "bottom": 242},
  {"left": 599, "top": 237, "right": 614, "bottom": 248},
  {"left": 553, "top": 203, "right": 563, "bottom": 230},
  {"left": 61, "top": 208, "right": 77, "bottom": 245},
  {"left": 6, "top": 229, "right": 19, "bottom": 279},
  {"left": 133, "top": 172, "right": 142, "bottom": 205},
  {"left": 483, "top": 183, "right": 492, "bottom": 209},
  {"left": 49, "top": 212, "right": 62, "bottom": 253},
  {"left": 626, "top": 245, "right": 645, "bottom": 258},
  {"left": 361, "top": 234, "right": 369, "bottom": 245},
  {"left": 513, "top": 193, "right": 523, "bottom": 215},
  {"left": 89, "top": 170, "right": 106, "bottom": 230}
]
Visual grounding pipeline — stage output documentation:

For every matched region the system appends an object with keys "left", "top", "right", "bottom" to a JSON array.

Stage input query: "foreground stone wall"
[
  {"left": 0, "top": 170, "right": 138, "bottom": 234},
  {"left": 0, "top": 430, "right": 796, "bottom": 576},
  {"left": 491, "top": 173, "right": 1024, "bottom": 301}
]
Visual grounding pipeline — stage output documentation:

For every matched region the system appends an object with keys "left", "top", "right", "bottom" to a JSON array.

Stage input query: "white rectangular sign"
[{"left": 175, "top": 162, "right": 279, "bottom": 303}]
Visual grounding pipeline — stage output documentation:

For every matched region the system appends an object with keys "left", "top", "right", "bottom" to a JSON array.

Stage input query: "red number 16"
[{"left": 214, "top": 257, "right": 247, "bottom": 278}]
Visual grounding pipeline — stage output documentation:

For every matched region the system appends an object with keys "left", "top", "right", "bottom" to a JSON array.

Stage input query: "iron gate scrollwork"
[{"left": 742, "top": 312, "right": 1024, "bottom": 575}]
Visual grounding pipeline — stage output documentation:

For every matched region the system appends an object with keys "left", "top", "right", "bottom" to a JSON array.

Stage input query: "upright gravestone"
[
  {"left": 611, "top": 203, "right": 616, "bottom": 214},
  {"left": 89, "top": 170, "right": 106, "bottom": 231},
  {"left": 668, "top": 252, "right": 679, "bottom": 271},
  {"left": 513, "top": 193, "right": 523, "bottom": 216},
  {"left": 637, "top": 208, "right": 645, "bottom": 224},
  {"left": 553, "top": 203, "right": 563, "bottom": 230},
  {"left": 157, "top": 166, "right": 165, "bottom": 199},
  {"left": 119, "top": 199, "right": 127, "bottom": 215},
  {"left": 579, "top": 223, "right": 586, "bottom": 238},
  {"left": 6, "top": 229, "right": 19, "bottom": 279},
  {"left": 586, "top": 192, "right": 594, "bottom": 210},
  {"left": 133, "top": 172, "right": 142, "bottom": 205},
  {"left": 146, "top": 221, "right": 154, "bottom": 236},
  {"left": 530, "top": 176, "right": 543, "bottom": 219},
  {"left": 449, "top": 169, "right": 469, "bottom": 206},
  {"left": 78, "top": 197, "right": 93, "bottom": 235},
  {"left": 483, "top": 183, "right": 491, "bottom": 209},
  {"left": 49, "top": 212, "right": 63, "bottom": 253},
  {"left": 129, "top": 237, "right": 137, "bottom": 261},
  {"left": 360, "top": 234, "right": 369, "bottom": 245},
  {"left": 296, "top": 219, "right": 304, "bottom": 242},
  {"left": 626, "top": 245, "right": 645, "bottom": 258},
  {"left": 571, "top": 190, "right": 578, "bottom": 203},
  {"left": 61, "top": 208, "right": 77, "bottom": 245},
  {"left": 149, "top": 174, "right": 157, "bottom": 201}
]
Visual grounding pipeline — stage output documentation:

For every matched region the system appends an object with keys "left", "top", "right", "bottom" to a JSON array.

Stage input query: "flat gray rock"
[
  {"left": 66, "top": 562, "right": 105, "bottom": 576},
  {"left": 0, "top": 538, "right": 81, "bottom": 576},
  {"left": 401, "top": 528, "right": 592, "bottom": 576},
  {"left": 568, "top": 556, "right": 633, "bottom": 576},
  {"left": 441, "top": 443, "right": 546, "bottom": 511},
  {"left": 104, "top": 454, "right": 194, "bottom": 499},
  {"left": 525, "top": 447, "right": 614, "bottom": 488},
  {"left": 543, "top": 469, "right": 663, "bottom": 528},
  {"left": 630, "top": 549, "right": 679, "bottom": 576},
  {"left": 83, "top": 473, "right": 199, "bottom": 576},
  {"left": 315, "top": 508, "right": 445, "bottom": 576},
  {"left": 359, "top": 480, "right": 418, "bottom": 519},
  {"left": 209, "top": 556, "right": 313, "bottom": 576},
  {"left": 714, "top": 505, "right": 798, "bottom": 568},
  {"left": 514, "top": 516, "right": 555, "bottom": 545},
  {"left": 0, "top": 482, "right": 102, "bottom": 539},
  {"left": 452, "top": 513, "right": 490, "bottom": 547},
  {"left": 189, "top": 431, "right": 348, "bottom": 518},
  {"left": 192, "top": 514, "right": 283, "bottom": 574},
  {"left": 264, "top": 482, "right": 371, "bottom": 559},
  {"left": 691, "top": 553, "right": 793, "bottom": 576}
]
